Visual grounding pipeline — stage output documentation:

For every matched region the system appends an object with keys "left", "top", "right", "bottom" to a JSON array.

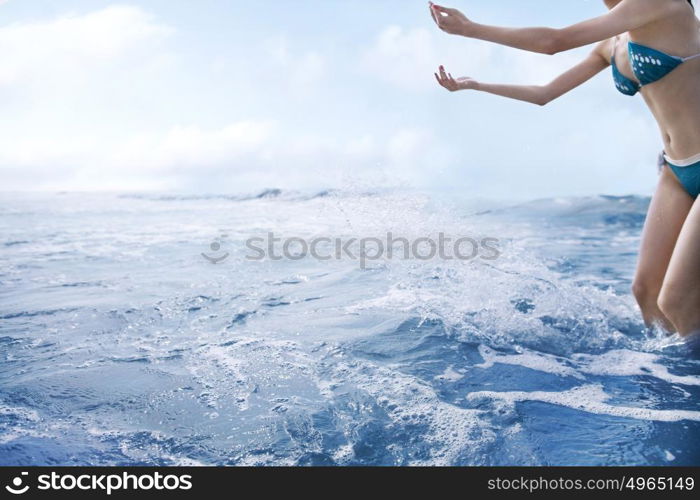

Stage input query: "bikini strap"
[{"left": 682, "top": 52, "right": 700, "bottom": 62}]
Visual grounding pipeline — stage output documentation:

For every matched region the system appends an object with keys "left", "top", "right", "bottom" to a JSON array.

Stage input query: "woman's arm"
[
  {"left": 430, "top": 0, "right": 674, "bottom": 55},
  {"left": 435, "top": 42, "right": 610, "bottom": 106}
]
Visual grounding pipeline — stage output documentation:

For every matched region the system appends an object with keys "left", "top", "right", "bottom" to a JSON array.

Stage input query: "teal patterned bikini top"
[{"left": 612, "top": 37, "right": 700, "bottom": 96}]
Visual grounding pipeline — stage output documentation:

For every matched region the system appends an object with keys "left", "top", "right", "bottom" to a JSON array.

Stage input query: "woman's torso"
[{"left": 609, "top": 1, "right": 700, "bottom": 159}]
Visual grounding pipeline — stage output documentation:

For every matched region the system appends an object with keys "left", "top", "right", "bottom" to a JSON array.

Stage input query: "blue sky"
[{"left": 0, "top": 0, "right": 663, "bottom": 198}]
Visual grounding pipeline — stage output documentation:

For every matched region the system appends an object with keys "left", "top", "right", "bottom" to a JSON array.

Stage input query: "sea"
[{"left": 1, "top": 189, "right": 698, "bottom": 466}]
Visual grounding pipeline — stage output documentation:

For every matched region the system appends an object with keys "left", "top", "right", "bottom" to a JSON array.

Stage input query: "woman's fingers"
[
  {"left": 429, "top": 2, "right": 438, "bottom": 24},
  {"left": 435, "top": 71, "right": 447, "bottom": 88},
  {"left": 435, "top": 71, "right": 449, "bottom": 90},
  {"left": 436, "top": 66, "right": 475, "bottom": 92},
  {"left": 432, "top": 5, "right": 457, "bottom": 15},
  {"left": 439, "top": 66, "right": 449, "bottom": 85},
  {"left": 435, "top": 67, "right": 457, "bottom": 91},
  {"left": 431, "top": 4, "right": 468, "bottom": 35}
]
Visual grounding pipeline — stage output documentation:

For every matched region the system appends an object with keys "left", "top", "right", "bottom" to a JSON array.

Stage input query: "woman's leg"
[
  {"left": 658, "top": 197, "right": 700, "bottom": 337},
  {"left": 633, "top": 166, "right": 694, "bottom": 332}
]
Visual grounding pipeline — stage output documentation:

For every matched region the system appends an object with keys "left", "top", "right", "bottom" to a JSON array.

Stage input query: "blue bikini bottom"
[{"left": 664, "top": 152, "right": 700, "bottom": 199}]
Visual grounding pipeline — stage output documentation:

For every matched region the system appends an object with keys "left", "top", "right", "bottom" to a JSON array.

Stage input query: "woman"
[{"left": 430, "top": 0, "right": 700, "bottom": 343}]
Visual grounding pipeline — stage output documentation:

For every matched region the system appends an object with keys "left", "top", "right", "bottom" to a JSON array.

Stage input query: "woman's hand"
[
  {"left": 434, "top": 65, "right": 478, "bottom": 92},
  {"left": 429, "top": 2, "right": 472, "bottom": 36}
]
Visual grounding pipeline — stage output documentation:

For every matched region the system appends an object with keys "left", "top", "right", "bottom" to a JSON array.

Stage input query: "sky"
[{"left": 0, "top": 0, "right": 667, "bottom": 199}]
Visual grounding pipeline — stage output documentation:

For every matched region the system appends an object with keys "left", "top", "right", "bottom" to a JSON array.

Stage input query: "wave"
[
  {"left": 479, "top": 195, "right": 651, "bottom": 228},
  {"left": 116, "top": 188, "right": 367, "bottom": 203}
]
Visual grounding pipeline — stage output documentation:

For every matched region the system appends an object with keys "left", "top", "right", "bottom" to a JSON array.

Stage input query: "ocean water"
[{"left": 0, "top": 190, "right": 698, "bottom": 466}]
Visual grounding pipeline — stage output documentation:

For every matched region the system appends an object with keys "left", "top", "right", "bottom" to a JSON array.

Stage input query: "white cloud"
[
  {"left": 0, "top": 119, "right": 458, "bottom": 192},
  {"left": 116, "top": 122, "right": 276, "bottom": 171},
  {"left": 261, "top": 35, "right": 326, "bottom": 93},
  {"left": 0, "top": 5, "right": 172, "bottom": 85},
  {"left": 0, "top": 14, "right": 455, "bottom": 193},
  {"left": 386, "top": 129, "right": 432, "bottom": 166},
  {"left": 291, "top": 52, "right": 326, "bottom": 87},
  {"left": 0, "top": 122, "right": 277, "bottom": 191}
]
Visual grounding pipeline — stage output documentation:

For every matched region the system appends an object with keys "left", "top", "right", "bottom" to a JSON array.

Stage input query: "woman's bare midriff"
[
  {"left": 629, "top": 8, "right": 700, "bottom": 159},
  {"left": 641, "top": 61, "right": 700, "bottom": 159}
]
